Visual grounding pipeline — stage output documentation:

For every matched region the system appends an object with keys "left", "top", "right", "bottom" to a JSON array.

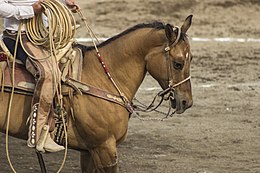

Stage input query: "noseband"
[{"left": 159, "top": 26, "right": 191, "bottom": 98}]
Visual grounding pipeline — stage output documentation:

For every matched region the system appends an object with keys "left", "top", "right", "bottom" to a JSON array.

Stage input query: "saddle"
[{"left": 0, "top": 38, "right": 83, "bottom": 95}]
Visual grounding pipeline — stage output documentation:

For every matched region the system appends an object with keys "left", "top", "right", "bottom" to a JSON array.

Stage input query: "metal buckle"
[
  {"left": 6, "top": 29, "right": 17, "bottom": 35},
  {"left": 164, "top": 46, "right": 170, "bottom": 52}
]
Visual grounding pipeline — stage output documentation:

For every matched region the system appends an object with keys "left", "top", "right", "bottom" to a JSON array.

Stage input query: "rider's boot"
[{"left": 36, "top": 125, "right": 65, "bottom": 153}]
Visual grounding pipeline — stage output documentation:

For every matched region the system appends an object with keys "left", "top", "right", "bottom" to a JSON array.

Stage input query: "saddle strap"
[{"left": 65, "top": 77, "right": 134, "bottom": 114}]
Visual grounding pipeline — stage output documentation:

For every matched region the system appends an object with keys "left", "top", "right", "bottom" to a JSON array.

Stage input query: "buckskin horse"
[{"left": 0, "top": 15, "right": 193, "bottom": 172}]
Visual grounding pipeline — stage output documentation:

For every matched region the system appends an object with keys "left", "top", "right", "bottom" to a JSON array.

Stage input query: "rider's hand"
[
  {"left": 65, "top": 0, "right": 76, "bottom": 6},
  {"left": 32, "top": 0, "right": 43, "bottom": 15},
  {"left": 65, "top": 0, "right": 79, "bottom": 13}
]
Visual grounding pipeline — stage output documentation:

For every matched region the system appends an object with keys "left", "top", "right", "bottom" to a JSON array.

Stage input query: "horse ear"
[
  {"left": 181, "top": 15, "right": 193, "bottom": 34},
  {"left": 165, "top": 24, "right": 175, "bottom": 42}
]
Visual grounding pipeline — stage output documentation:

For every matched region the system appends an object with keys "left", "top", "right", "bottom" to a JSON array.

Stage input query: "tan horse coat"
[{"left": 0, "top": 15, "right": 193, "bottom": 173}]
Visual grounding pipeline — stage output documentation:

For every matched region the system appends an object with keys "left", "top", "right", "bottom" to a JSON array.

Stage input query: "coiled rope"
[
  {"left": 5, "top": 0, "right": 76, "bottom": 172},
  {"left": 24, "top": 0, "right": 76, "bottom": 53}
]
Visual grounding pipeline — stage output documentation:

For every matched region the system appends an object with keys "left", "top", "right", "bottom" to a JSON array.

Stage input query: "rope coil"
[{"left": 26, "top": 0, "right": 76, "bottom": 49}]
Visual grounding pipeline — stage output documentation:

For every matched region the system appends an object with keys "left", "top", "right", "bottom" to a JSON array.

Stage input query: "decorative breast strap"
[{"left": 65, "top": 77, "right": 134, "bottom": 114}]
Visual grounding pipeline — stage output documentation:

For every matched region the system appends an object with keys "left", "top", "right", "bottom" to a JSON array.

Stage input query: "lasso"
[
  {"left": 5, "top": 0, "right": 76, "bottom": 172},
  {"left": 24, "top": 0, "right": 76, "bottom": 52}
]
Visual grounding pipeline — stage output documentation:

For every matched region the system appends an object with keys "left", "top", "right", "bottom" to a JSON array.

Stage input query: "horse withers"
[{"left": 0, "top": 15, "right": 193, "bottom": 173}]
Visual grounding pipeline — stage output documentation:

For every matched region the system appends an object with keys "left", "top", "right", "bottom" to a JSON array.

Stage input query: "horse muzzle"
[{"left": 171, "top": 96, "right": 193, "bottom": 114}]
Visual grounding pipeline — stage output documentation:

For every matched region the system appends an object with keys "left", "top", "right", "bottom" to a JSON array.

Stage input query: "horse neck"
[{"left": 83, "top": 28, "right": 165, "bottom": 100}]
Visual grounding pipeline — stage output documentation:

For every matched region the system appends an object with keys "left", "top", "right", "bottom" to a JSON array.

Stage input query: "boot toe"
[{"left": 44, "top": 134, "right": 65, "bottom": 153}]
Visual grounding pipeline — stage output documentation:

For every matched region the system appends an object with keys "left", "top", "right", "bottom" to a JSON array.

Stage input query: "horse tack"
[
  {"left": 1, "top": 62, "right": 35, "bottom": 94},
  {"left": 160, "top": 26, "right": 191, "bottom": 97},
  {"left": 133, "top": 34, "right": 192, "bottom": 117},
  {"left": 64, "top": 77, "right": 134, "bottom": 114}
]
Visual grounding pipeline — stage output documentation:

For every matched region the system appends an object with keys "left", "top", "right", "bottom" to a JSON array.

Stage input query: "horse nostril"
[{"left": 182, "top": 100, "right": 187, "bottom": 107}]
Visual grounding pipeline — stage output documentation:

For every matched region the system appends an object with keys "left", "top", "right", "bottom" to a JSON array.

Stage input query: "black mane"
[{"left": 75, "top": 21, "right": 167, "bottom": 52}]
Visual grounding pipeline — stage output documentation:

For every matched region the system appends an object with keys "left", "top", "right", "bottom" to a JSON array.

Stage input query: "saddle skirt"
[
  {"left": 0, "top": 46, "right": 83, "bottom": 95},
  {"left": 1, "top": 62, "right": 35, "bottom": 94}
]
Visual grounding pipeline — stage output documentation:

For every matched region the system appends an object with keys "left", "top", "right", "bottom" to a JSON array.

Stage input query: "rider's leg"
[{"left": 22, "top": 39, "right": 64, "bottom": 153}]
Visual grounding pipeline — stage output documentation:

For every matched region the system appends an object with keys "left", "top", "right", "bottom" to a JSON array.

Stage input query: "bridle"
[
  {"left": 133, "top": 26, "right": 191, "bottom": 117},
  {"left": 158, "top": 26, "right": 191, "bottom": 99}
]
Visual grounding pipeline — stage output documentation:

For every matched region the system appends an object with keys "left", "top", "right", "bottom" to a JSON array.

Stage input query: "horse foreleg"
[
  {"left": 80, "top": 137, "right": 118, "bottom": 173},
  {"left": 80, "top": 151, "right": 95, "bottom": 173}
]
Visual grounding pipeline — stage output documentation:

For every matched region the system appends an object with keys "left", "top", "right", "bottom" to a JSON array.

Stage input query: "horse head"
[{"left": 145, "top": 15, "right": 193, "bottom": 114}]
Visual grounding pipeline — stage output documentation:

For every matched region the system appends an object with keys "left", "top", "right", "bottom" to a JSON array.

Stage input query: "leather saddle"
[
  {"left": 1, "top": 62, "right": 35, "bottom": 94},
  {"left": 0, "top": 40, "right": 83, "bottom": 95}
]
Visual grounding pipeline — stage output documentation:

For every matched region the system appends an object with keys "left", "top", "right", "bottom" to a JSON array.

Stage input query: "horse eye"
[{"left": 173, "top": 61, "right": 183, "bottom": 70}]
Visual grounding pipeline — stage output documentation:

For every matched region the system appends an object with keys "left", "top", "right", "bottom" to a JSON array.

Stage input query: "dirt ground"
[{"left": 1, "top": 0, "right": 260, "bottom": 172}]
